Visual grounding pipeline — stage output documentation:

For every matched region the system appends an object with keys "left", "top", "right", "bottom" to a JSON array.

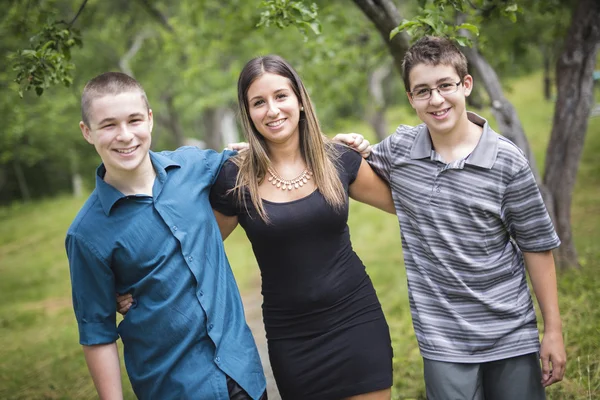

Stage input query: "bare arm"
[
  {"left": 83, "top": 343, "right": 123, "bottom": 400},
  {"left": 523, "top": 250, "right": 566, "bottom": 387},
  {"left": 213, "top": 209, "right": 239, "bottom": 240},
  {"left": 349, "top": 159, "right": 395, "bottom": 214}
]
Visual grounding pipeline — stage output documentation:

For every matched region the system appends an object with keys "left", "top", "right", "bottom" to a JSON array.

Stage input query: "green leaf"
[
  {"left": 455, "top": 23, "right": 479, "bottom": 36},
  {"left": 35, "top": 87, "right": 44, "bottom": 96}
]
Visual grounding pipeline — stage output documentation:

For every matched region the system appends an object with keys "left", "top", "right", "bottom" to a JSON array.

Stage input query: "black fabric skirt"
[{"left": 267, "top": 310, "right": 393, "bottom": 400}]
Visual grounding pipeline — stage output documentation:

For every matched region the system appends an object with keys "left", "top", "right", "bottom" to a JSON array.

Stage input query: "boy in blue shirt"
[
  {"left": 66, "top": 72, "right": 266, "bottom": 399},
  {"left": 338, "top": 36, "right": 566, "bottom": 399}
]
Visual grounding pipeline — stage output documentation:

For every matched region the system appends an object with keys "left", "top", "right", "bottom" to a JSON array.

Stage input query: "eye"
[
  {"left": 252, "top": 99, "right": 264, "bottom": 107},
  {"left": 439, "top": 83, "right": 453, "bottom": 89},
  {"left": 415, "top": 88, "right": 430, "bottom": 96},
  {"left": 102, "top": 123, "right": 115, "bottom": 129},
  {"left": 276, "top": 93, "right": 288, "bottom": 100},
  {"left": 130, "top": 119, "right": 143, "bottom": 124}
]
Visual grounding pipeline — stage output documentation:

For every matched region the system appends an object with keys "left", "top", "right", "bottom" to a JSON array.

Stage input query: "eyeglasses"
[{"left": 408, "top": 81, "right": 462, "bottom": 101}]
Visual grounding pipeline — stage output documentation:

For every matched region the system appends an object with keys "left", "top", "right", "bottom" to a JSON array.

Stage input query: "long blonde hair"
[{"left": 234, "top": 55, "right": 345, "bottom": 222}]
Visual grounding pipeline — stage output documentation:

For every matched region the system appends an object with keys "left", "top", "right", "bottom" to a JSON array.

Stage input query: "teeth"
[
  {"left": 267, "top": 119, "right": 285, "bottom": 127},
  {"left": 116, "top": 148, "right": 136, "bottom": 154},
  {"left": 432, "top": 110, "right": 448, "bottom": 116}
]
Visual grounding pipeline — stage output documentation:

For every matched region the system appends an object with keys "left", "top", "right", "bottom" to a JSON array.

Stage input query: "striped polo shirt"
[{"left": 369, "top": 112, "right": 560, "bottom": 363}]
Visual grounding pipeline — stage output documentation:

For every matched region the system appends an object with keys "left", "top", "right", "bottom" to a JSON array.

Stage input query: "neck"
[
  {"left": 266, "top": 137, "right": 304, "bottom": 169},
  {"left": 104, "top": 155, "right": 156, "bottom": 196},
  {"left": 428, "top": 112, "right": 483, "bottom": 163}
]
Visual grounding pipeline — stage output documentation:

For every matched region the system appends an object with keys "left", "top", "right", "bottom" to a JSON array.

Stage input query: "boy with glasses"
[{"left": 338, "top": 35, "right": 566, "bottom": 399}]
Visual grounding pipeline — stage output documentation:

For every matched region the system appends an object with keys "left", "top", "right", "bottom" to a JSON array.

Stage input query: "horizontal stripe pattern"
[{"left": 370, "top": 114, "right": 560, "bottom": 363}]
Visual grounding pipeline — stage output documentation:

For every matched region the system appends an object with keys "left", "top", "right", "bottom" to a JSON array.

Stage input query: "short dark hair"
[
  {"left": 81, "top": 72, "right": 150, "bottom": 126},
  {"left": 402, "top": 36, "right": 468, "bottom": 91}
]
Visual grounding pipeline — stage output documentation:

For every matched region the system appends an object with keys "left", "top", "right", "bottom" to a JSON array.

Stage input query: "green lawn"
[{"left": 1, "top": 72, "right": 599, "bottom": 399}]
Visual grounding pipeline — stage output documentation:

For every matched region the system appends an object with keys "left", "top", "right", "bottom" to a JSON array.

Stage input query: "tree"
[
  {"left": 350, "top": 0, "right": 599, "bottom": 268},
  {"left": 543, "top": 0, "right": 600, "bottom": 268}
]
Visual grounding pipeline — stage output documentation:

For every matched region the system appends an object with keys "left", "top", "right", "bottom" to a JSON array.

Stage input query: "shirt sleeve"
[
  {"left": 335, "top": 144, "right": 363, "bottom": 185},
  {"left": 203, "top": 149, "right": 237, "bottom": 185},
  {"left": 367, "top": 134, "right": 395, "bottom": 184},
  {"left": 501, "top": 165, "right": 561, "bottom": 252},
  {"left": 66, "top": 233, "right": 119, "bottom": 345},
  {"left": 209, "top": 160, "right": 239, "bottom": 217}
]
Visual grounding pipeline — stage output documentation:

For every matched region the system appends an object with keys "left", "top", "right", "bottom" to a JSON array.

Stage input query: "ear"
[
  {"left": 462, "top": 74, "right": 474, "bottom": 97},
  {"left": 80, "top": 121, "right": 94, "bottom": 145},
  {"left": 148, "top": 109, "right": 154, "bottom": 133},
  {"left": 406, "top": 92, "right": 416, "bottom": 109}
]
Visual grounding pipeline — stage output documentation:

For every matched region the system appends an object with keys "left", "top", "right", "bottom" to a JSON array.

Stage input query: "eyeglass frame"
[{"left": 407, "top": 80, "right": 463, "bottom": 101}]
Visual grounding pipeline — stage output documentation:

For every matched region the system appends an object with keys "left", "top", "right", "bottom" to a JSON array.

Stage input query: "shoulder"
[
  {"left": 67, "top": 191, "right": 104, "bottom": 236},
  {"left": 158, "top": 146, "right": 234, "bottom": 166},
  {"left": 494, "top": 134, "right": 530, "bottom": 176},
  {"left": 372, "top": 123, "right": 420, "bottom": 158},
  {"left": 213, "top": 158, "right": 240, "bottom": 188}
]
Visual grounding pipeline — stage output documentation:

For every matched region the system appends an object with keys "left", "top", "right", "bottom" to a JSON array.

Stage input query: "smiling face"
[
  {"left": 407, "top": 63, "right": 473, "bottom": 137},
  {"left": 246, "top": 72, "right": 302, "bottom": 146},
  {"left": 80, "top": 90, "right": 153, "bottom": 180}
]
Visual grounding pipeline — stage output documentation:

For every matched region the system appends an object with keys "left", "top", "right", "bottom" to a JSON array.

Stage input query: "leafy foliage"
[
  {"left": 391, "top": 0, "right": 523, "bottom": 47},
  {"left": 11, "top": 22, "right": 82, "bottom": 97},
  {"left": 258, "top": 0, "right": 321, "bottom": 38}
]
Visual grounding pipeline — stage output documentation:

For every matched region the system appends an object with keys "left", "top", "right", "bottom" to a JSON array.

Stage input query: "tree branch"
[
  {"left": 68, "top": 0, "right": 89, "bottom": 28},
  {"left": 136, "top": 0, "right": 174, "bottom": 32}
]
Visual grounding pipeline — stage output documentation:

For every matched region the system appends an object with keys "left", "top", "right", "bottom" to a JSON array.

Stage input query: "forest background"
[{"left": 0, "top": 0, "right": 599, "bottom": 399}]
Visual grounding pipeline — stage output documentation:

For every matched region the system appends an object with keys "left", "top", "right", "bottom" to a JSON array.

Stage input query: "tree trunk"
[
  {"left": 368, "top": 63, "right": 392, "bottom": 141},
  {"left": 156, "top": 92, "right": 186, "bottom": 148},
  {"left": 13, "top": 160, "right": 31, "bottom": 202},
  {"left": 352, "top": 0, "right": 409, "bottom": 74},
  {"left": 542, "top": 45, "right": 552, "bottom": 101},
  {"left": 202, "top": 107, "right": 239, "bottom": 150},
  {"left": 460, "top": 45, "right": 544, "bottom": 188},
  {"left": 543, "top": 0, "right": 600, "bottom": 269}
]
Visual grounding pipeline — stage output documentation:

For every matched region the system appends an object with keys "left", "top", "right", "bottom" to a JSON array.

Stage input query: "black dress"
[{"left": 210, "top": 146, "right": 393, "bottom": 400}]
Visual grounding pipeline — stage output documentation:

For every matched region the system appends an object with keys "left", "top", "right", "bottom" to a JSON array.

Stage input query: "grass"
[{"left": 1, "top": 72, "right": 599, "bottom": 399}]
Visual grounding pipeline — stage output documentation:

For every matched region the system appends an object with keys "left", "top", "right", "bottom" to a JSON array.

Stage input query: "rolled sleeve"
[
  {"left": 501, "top": 165, "right": 561, "bottom": 252},
  {"left": 66, "top": 233, "right": 118, "bottom": 345}
]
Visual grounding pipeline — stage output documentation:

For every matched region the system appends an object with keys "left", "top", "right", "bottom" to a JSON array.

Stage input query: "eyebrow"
[
  {"left": 249, "top": 88, "right": 290, "bottom": 103},
  {"left": 96, "top": 113, "right": 145, "bottom": 126},
  {"left": 411, "top": 77, "right": 456, "bottom": 90}
]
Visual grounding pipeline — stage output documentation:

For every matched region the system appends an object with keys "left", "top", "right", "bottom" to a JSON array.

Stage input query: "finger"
[
  {"left": 540, "top": 354, "right": 551, "bottom": 383},
  {"left": 356, "top": 141, "right": 369, "bottom": 153},
  {"left": 551, "top": 357, "right": 566, "bottom": 382},
  {"left": 116, "top": 294, "right": 132, "bottom": 303}
]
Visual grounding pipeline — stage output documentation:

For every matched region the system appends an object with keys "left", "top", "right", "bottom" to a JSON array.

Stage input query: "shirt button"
[
  {"left": 188, "top": 256, "right": 193, "bottom": 262},
  {"left": 215, "top": 356, "right": 221, "bottom": 363},
  {"left": 209, "top": 324, "right": 214, "bottom": 330},
  {"left": 436, "top": 186, "right": 441, "bottom": 193},
  {"left": 199, "top": 291, "right": 204, "bottom": 296},
  {"left": 172, "top": 225, "right": 177, "bottom": 231}
]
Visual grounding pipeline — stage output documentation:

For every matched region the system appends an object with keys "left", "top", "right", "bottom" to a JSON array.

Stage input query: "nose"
[
  {"left": 429, "top": 88, "right": 445, "bottom": 105},
  {"left": 117, "top": 123, "right": 134, "bottom": 141},
  {"left": 267, "top": 101, "right": 280, "bottom": 118}
]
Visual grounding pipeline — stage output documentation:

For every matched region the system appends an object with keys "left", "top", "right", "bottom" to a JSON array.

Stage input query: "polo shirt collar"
[
  {"left": 96, "top": 151, "right": 181, "bottom": 215},
  {"left": 409, "top": 112, "right": 498, "bottom": 169}
]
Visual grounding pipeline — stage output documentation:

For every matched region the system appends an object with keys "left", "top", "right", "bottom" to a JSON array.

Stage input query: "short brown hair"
[
  {"left": 81, "top": 72, "right": 150, "bottom": 126},
  {"left": 402, "top": 36, "right": 468, "bottom": 91}
]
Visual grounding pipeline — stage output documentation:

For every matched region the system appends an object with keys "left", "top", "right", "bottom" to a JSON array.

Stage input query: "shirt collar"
[
  {"left": 96, "top": 151, "right": 181, "bottom": 216},
  {"left": 409, "top": 112, "right": 498, "bottom": 169}
]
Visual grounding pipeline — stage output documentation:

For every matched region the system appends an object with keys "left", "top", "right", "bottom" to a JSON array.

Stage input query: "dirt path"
[{"left": 241, "top": 288, "right": 281, "bottom": 399}]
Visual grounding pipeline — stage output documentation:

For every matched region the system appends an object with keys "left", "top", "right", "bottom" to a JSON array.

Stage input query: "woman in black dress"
[{"left": 210, "top": 55, "right": 396, "bottom": 400}]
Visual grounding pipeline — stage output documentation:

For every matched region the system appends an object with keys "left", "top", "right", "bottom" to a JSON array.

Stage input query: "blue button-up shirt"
[{"left": 66, "top": 147, "right": 266, "bottom": 399}]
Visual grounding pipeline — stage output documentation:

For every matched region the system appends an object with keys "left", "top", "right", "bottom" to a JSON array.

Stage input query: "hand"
[
  {"left": 116, "top": 293, "right": 133, "bottom": 316},
  {"left": 225, "top": 142, "right": 249, "bottom": 152},
  {"left": 332, "top": 133, "right": 372, "bottom": 159},
  {"left": 539, "top": 329, "right": 566, "bottom": 387}
]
